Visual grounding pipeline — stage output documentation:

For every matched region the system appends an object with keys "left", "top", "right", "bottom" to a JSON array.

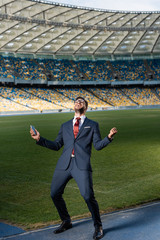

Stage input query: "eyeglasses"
[{"left": 74, "top": 100, "right": 85, "bottom": 104}]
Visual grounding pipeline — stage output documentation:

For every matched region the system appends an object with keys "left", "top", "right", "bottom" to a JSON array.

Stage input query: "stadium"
[
  {"left": 0, "top": 0, "right": 160, "bottom": 239},
  {"left": 0, "top": 0, "right": 160, "bottom": 114}
]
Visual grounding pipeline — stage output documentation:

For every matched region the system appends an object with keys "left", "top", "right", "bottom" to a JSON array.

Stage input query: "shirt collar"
[{"left": 74, "top": 115, "right": 86, "bottom": 121}]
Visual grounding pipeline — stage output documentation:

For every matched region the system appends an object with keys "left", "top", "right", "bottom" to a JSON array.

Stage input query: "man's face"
[{"left": 74, "top": 98, "right": 86, "bottom": 113}]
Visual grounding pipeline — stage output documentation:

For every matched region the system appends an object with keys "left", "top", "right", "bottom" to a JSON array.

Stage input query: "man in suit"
[{"left": 30, "top": 96, "right": 117, "bottom": 240}]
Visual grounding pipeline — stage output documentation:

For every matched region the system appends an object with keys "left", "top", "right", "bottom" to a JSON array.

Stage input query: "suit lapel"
[{"left": 67, "top": 119, "right": 74, "bottom": 138}]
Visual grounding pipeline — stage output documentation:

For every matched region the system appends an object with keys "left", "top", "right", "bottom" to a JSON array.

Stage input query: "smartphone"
[{"left": 30, "top": 125, "right": 37, "bottom": 135}]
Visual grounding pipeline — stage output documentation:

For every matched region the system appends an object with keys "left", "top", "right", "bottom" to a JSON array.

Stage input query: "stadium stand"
[
  {"left": 0, "top": 56, "right": 15, "bottom": 80},
  {"left": 56, "top": 88, "right": 111, "bottom": 109},
  {"left": 122, "top": 87, "right": 160, "bottom": 105},
  {"left": 147, "top": 59, "right": 160, "bottom": 80},
  {"left": 22, "top": 87, "right": 74, "bottom": 109},
  {"left": 155, "top": 87, "right": 160, "bottom": 97},
  {"left": 74, "top": 61, "right": 113, "bottom": 81},
  {"left": 0, "top": 87, "right": 64, "bottom": 112},
  {"left": 0, "top": 55, "right": 160, "bottom": 113},
  {"left": 111, "top": 60, "right": 147, "bottom": 81},
  {"left": 88, "top": 87, "right": 137, "bottom": 106},
  {"left": 0, "top": 56, "right": 160, "bottom": 83},
  {"left": 1, "top": 86, "right": 160, "bottom": 113},
  {"left": 0, "top": 56, "right": 47, "bottom": 81},
  {"left": 0, "top": 95, "right": 31, "bottom": 112},
  {"left": 37, "top": 59, "right": 81, "bottom": 82}
]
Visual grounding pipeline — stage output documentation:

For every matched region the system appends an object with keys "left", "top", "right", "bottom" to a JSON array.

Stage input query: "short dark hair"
[{"left": 75, "top": 96, "right": 88, "bottom": 109}]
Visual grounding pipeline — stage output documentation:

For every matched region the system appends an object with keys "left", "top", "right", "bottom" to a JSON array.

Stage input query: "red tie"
[
  {"left": 72, "top": 117, "right": 81, "bottom": 155},
  {"left": 73, "top": 117, "right": 81, "bottom": 138}
]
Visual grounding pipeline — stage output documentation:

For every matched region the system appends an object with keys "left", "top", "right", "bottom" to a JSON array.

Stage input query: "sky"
[{"left": 46, "top": 0, "right": 160, "bottom": 12}]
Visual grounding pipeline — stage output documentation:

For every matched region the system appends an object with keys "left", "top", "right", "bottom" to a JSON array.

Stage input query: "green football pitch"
[{"left": 0, "top": 109, "right": 160, "bottom": 229}]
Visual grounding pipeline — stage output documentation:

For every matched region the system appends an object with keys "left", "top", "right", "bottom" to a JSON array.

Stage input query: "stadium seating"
[
  {"left": 74, "top": 61, "right": 113, "bottom": 81},
  {"left": 56, "top": 88, "right": 111, "bottom": 109},
  {"left": 0, "top": 87, "right": 63, "bottom": 111},
  {"left": 0, "top": 55, "right": 160, "bottom": 113},
  {"left": 147, "top": 59, "right": 160, "bottom": 80},
  {"left": 122, "top": 87, "right": 160, "bottom": 105},
  {"left": 0, "top": 56, "right": 47, "bottom": 81},
  {"left": 22, "top": 87, "right": 74, "bottom": 109},
  {"left": 0, "top": 56, "right": 15, "bottom": 79},
  {"left": 0, "top": 95, "right": 31, "bottom": 112},
  {"left": 0, "top": 55, "right": 160, "bottom": 82},
  {"left": 88, "top": 87, "right": 136, "bottom": 106},
  {"left": 0, "top": 86, "right": 160, "bottom": 112},
  {"left": 37, "top": 59, "right": 80, "bottom": 81},
  {"left": 155, "top": 87, "right": 160, "bottom": 97},
  {"left": 111, "top": 60, "right": 147, "bottom": 81}
]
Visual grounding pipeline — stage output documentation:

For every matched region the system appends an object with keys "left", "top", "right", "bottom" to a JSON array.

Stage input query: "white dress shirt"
[{"left": 73, "top": 115, "right": 86, "bottom": 130}]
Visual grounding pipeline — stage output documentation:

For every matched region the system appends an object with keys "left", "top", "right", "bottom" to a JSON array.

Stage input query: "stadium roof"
[{"left": 0, "top": 0, "right": 160, "bottom": 59}]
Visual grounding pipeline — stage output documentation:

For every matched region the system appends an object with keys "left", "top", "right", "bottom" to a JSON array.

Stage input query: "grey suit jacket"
[{"left": 37, "top": 117, "right": 111, "bottom": 171}]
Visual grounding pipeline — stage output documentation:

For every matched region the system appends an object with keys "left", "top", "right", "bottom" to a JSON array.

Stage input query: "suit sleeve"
[
  {"left": 93, "top": 122, "right": 111, "bottom": 150},
  {"left": 36, "top": 125, "right": 64, "bottom": 151}
]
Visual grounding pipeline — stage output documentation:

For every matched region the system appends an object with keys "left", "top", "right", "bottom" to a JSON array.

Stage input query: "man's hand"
[
  {"left": 30, "top": 127, "right": 40, "bottom": 141},
  {"left": 108, "top": 127, "right": 118, "bottom": 139}
]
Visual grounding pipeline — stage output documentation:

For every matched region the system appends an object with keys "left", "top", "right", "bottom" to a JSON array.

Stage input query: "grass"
[{"left": 0, "top": 109, "right": 160, "bottom": 229}]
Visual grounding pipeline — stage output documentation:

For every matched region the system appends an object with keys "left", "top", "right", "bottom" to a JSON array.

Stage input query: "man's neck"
[{"left": 74, "top": 113, "right": 85, "bottom": 118}]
